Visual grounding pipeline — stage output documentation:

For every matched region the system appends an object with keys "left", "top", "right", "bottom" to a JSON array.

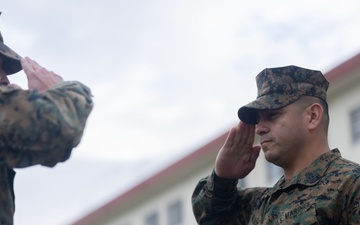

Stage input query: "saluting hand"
[
  {"left": 215, "top": 121, "right": 261, "bottom": 179},
  {"left": 21, "top": 57, "right": 63, "bottom": 92}
]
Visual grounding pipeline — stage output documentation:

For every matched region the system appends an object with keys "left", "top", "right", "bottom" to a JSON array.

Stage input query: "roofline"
[
  {"left": 325, "top": 52, "right": 360, "bottom": 83},
  {"left": 70, "top": 131, "right": 228, "bottom": 225},
  {"left": 70, "top": 51, "right": 360, "bottom": 225}
]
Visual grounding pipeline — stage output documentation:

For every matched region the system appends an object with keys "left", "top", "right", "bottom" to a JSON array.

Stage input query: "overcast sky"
[{"left": 2, "top": 0, "right": 360, "bottom": 224}]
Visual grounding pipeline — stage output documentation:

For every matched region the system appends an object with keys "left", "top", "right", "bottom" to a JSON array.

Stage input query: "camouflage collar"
[{"left": 269, "top": 149, "right": 341, "bottom": 195}]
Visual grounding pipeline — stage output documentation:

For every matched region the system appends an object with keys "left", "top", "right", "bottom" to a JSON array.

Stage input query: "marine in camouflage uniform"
[
  {"left": 192, "top": 66, "right": 360, "bottom": 224},
  {"left": 0, "top": 26, "right": 93, "bottom": 224}
]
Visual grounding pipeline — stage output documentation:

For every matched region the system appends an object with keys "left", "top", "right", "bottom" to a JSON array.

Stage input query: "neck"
[{"left": 283, "top": 140, "right": 330, "bottom": 180}]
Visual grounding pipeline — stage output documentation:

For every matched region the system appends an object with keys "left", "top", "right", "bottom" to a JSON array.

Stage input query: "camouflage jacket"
[
  {"left": 0, "top": 81, "right": 93, "bottom": 225},
  {"left": 192, "top": 149, "right": 360, "bottom": 225}
]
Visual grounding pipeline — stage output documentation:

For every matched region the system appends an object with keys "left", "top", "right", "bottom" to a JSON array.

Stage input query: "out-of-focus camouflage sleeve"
[
  {"left": 346, "top": 175, "right": 360, "bottom": 224},
  {"left": 192, "top": 170, "right": 243, "bottom": 224},
  {"left": 0, "top": 81, "right": 93, "bottom": 168}
]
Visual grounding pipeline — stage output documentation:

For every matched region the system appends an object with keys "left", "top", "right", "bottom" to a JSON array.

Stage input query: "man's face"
[
  {"left": 0, "top": 55, "right": 10, "bottom": 85},
  {"left": 255, "top": 102, "right": 308, "bottom": 168}
]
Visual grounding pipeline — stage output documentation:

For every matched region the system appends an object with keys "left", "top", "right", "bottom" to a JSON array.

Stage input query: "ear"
[{"left": 306, "top": 103, "right": 323, "bottom": 131}]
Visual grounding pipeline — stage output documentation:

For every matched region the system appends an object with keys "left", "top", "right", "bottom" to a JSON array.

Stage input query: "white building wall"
[{"left": 328, "top": 79, "right": 360, "bottom": 161}]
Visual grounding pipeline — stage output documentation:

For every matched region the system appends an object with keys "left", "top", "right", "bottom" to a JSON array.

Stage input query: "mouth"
[{"left": 260, "top": 140, "right": 271, "bottom": 145}]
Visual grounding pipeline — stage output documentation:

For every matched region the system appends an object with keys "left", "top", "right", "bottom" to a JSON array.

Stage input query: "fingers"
[
  {"left": 245, "top": 123, "right": 256, "bottom": 147},
  {"left": 20, "top": 57, "right": 64, "bottom": 91},
  {"left": 222, "top": 121, "right": 256, "bottom": 153},
  {"left": 21, "top": 57, "right": 36, "bottom": 74},
  {"left": 223, "top": 126, "right": 237, "bottom": 149},
  {"left": 250, "top": 146, "right": 261, "bottom": 164},
  {"left": 234, "top": 121, "right": 256, "bottom": 148},
  {"left": 215, "top": 122, "right": 260, "bottom": 179},
  {"left": 20, "top": 57, "right": 31, "bottom": 76},
  {"left": 21, "top": 57, "right": 47, "bottom": 78},
  {"left": 21, "top": 57, "right": 41, "bottom": 85}
]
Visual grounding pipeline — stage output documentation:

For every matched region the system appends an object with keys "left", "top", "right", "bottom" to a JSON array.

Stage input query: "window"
[
  {"left": 167, "top": 200, "right": 183, "bottom": 225},
  {"left": 145, "top": 212, "right": 159, "bottom": 225},
  {"left": 351, "top": 106, "right": 360, "bottom": 143}
]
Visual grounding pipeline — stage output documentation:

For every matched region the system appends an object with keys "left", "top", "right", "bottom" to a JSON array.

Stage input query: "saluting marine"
[
  {"left": 0, "top": 13, "right": 93, "bottom": 225},
  {"left": 192, "top": 65, "right": 360, "bottom": 224}
]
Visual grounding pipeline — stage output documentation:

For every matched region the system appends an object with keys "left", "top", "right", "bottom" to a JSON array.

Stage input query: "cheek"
[
  {"left": 282, "top": 121, "right": 307, "bottom": 145},
  {"left": 275, "top": 119, "right": 302, "bottom": 143}
]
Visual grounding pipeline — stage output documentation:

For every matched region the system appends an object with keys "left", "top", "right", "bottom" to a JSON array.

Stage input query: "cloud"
[{"left": 4, "top": 0, "right": 360, "bottom": 164}]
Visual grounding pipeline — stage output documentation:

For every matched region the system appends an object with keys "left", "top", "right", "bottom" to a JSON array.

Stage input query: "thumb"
[{"left": 249, "top": 146, "right": 261, "bottom": 164}]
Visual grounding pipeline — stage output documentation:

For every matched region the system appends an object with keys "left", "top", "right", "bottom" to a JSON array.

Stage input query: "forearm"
[
  {"left": 0, "top": 81, "right": 93, "bottom": 167},
  {"left": 192, "top": 170, "right": 240, "bottom": 224}
]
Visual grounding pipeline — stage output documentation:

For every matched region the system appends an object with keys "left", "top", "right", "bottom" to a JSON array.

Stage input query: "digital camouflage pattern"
[
  {"left": 0, "top": 30, "right": 22, "bottom": 75},
  {"left": 0, "top": 81, "right": 93, "bottom": 225},
  {"left": 238, "top": 65, "right": 329, "bottom": 124},
  {"left": 192, "top": 149, "right": 360, "bottom": 225}
]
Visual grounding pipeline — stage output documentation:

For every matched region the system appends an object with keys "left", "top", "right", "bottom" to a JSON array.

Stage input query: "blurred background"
[{"left": 1, "top": 0, "right": 360, "bottom": 224}]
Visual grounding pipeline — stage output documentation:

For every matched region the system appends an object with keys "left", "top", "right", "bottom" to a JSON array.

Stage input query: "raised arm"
[
  {"left": 192, "top": 122, "right": 261, "bottom": 224},
  {"left": 0, "top": 57, "right": 94, "bottom": 168}
]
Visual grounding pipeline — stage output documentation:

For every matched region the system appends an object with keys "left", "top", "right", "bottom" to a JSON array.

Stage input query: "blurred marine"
[{"left": 0, "top": 14, "right": 93, "bottom": 225}]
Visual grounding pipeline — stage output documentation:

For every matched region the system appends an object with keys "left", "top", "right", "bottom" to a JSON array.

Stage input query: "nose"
[{"left": 255, "top": 120, "right": 270, "bottom": 136}]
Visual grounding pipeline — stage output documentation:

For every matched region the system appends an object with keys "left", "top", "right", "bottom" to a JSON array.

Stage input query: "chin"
[{"left": 264, "top": 151, "right": 277, "bottom": 163}]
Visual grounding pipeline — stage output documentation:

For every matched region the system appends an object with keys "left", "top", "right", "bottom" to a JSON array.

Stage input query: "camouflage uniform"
[
  {"left": 0, "top": 81, "right": 93, "bottom": 225},
  {"left": 192, "top": 149, "right": 360, "bottom": 224},
  {"left": 0, "top": 26, "right": 94, "bottom": 224},
  {"left": 192, "top": 66, "right": 360, "bottom": 224}
]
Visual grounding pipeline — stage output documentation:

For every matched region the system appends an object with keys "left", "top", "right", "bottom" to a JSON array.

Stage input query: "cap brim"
[
  {"left": 237, "top": 92, "right": 302, "bottom": 124},
  {"left": 237, "top": 107, "right": 259, "bottom": 124},
  {"left": 0, "top": 42, "right": 22, "bottom": 75}
]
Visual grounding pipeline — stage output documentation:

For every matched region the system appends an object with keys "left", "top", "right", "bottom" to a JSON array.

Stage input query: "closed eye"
[
  {"left": 263, "top": 111, "right": 282, "bottom": 121},
  {"left": 268, "top": 112, "right": 279, "bottom": 119}
]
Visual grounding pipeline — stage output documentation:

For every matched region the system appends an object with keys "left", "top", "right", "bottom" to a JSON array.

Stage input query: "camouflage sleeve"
[
  {"left": 0, "top": 81, "right": 93, "bottom": 168},
  {"left": 192, "top": 170, "right": 255, "bottom": 225},
  {"left": 345, "top": 175, "right": 360, "bottom": 224}
]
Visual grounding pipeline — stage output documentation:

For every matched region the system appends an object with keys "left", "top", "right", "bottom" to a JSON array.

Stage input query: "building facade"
[{"left": 71, "top": 52, "right": 360, "bottom": 225}]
